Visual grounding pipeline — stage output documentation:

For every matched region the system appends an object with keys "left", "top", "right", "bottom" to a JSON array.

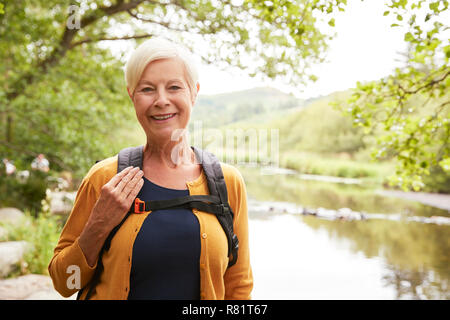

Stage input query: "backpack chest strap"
[{"left": 131, "top": 195, "right": 222, "bottom": 214}]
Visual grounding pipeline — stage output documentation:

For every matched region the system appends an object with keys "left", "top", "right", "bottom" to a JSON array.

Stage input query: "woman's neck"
[{"left": 143, "top": 135, "right": 195, "bottom": 170}]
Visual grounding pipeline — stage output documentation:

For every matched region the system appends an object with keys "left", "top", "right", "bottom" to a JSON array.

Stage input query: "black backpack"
[{"left": 78, "top": 146, "right": 239, "bottom": 300}]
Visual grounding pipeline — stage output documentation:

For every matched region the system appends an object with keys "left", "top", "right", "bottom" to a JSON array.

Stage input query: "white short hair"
[{"left": 124, "top": 37, "right": 199, "bottom": 98}]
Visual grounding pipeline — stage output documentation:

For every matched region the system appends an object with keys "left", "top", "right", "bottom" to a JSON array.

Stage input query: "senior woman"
[{"left": 48, "top": 38, "right": 253, "bottom": 300}]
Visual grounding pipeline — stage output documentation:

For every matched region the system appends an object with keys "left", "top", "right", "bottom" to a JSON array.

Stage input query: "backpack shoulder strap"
[
  {"left": 192, "top": 147, "right": 227, "bottom": 203},
  {"left": 117, "top": 145, "right": 144, "bottom": 172},
  {"left": 192, "top": 146, "right": 239, "bottom": 267}
]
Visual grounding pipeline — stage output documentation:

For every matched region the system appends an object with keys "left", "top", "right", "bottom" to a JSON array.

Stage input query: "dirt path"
[{"left": 0, "top": 274, "right": 76, "bottom": 300}]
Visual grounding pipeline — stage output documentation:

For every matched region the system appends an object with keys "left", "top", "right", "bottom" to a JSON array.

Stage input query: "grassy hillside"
[
  {"left": 190, "top": 87, "right": 303, "bottom": 128},
  {"left": 222, "top": 89, "right": 369, "bottom": 155}
]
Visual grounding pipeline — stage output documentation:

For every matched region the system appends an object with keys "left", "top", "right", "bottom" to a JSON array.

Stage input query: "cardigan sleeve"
[
  {"left": 48, "top": 177, "right": 100, "bottom": 298},
  {"left": 223, "top": 165, "right": 253, "bottom": 300}
]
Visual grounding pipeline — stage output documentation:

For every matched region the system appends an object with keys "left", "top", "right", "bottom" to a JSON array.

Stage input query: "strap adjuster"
[
  {"left": 134, "top": 198, "right": 147, "bottom": 214},
  {"left": 232, "top": 234, "right": 239, "bottom": 250},
  {"left": 219, "top": 204, "right": 230, "bottom": 216}
]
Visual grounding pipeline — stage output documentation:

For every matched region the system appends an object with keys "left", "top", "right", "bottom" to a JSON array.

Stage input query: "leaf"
[
  {"left": 328, "top": 18, "right": 335, "bottom": 27},
  {"left": 404, "top": 32, "right": 414, "bottom": 42},
  {"left": 444, "top": 45, "right": 450, "bottom": 58},
  {"left": 375, "top": 96, "right": 384, "bottom": 104},
  {"left": 429, "top": 2, "right": 439, "bottom": 12},
  {"left": 383, "top": 11, "right": 390, "bottom": 16}
]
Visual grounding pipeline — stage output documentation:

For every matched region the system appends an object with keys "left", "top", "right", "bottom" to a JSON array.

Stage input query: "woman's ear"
[{"left": 127, "top": 87, "right": 134, "bottom": 101}]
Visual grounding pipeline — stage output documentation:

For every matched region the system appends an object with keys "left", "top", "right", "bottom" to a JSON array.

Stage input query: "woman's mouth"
[{"left": 150, "top": 113, "right": 177, "bottom": 122}]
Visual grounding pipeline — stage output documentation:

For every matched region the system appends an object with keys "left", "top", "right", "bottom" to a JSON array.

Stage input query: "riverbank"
[
  {"left": 279, "top": 151, "right": 394, "bottom": 184},
  {"left": 376, "top": 190, "right": 450, "bottom": 212}
]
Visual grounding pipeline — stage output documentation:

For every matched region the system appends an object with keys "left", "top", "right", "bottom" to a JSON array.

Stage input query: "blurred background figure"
[
  {"left": 31, "top": 154, "right": 50, "bottom": 173},
  {"left": 3, "top": 158, "right": 16, "bottom": 176}
]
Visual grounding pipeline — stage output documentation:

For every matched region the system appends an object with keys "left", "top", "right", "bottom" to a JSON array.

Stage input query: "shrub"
[
  {"left": 0, "top": 210, "right": 63, "bottom": 276},
  {"left": 0, "top": 171, "right": 48, "bottom": 216}
]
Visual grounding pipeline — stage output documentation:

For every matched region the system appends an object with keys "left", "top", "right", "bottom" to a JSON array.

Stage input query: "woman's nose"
[{"left": 154, "top": 88, "right": 170, "bottom": 107}]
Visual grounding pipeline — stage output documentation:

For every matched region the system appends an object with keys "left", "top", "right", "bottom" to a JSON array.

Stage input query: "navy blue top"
[{"left": 128, "top": 177, "right": 200, "bottom": 300}]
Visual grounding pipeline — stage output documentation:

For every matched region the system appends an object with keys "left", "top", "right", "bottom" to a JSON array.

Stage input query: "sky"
[{"left": 196, "top": 0, "right": 408, "bottom": 99}]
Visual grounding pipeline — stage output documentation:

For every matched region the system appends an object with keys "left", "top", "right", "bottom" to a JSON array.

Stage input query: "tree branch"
[
  {"left": 399, "top": 69, "right": 450, "bottom": 95},
  {"left": 70, "top": 33, "right": 155, "bottom": 48},
  {"left": 0, "top": 140, "right": 40, "bottom": 158},
  {"left": 126, "top": 8, "right": 188, "bottom": 33},
  {"left": 6, "top": 0, "right": 148, "bottom": 102}
]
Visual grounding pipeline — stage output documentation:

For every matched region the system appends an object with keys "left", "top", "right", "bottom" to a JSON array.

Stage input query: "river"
[{"left": 241, "top": 166, "right": 450, "bottom": 300}]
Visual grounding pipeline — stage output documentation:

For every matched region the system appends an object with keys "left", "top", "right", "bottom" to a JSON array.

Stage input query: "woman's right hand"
[
  {"left": 91, "top": 166, "right": 144, "bottom": 232},
  {"left": 79, "top": 166, "right": 144, "bottom": 267}
]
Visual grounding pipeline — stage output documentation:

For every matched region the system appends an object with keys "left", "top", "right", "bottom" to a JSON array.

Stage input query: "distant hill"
[
  {"left": 190, "top": 87, "right": 303, "bottom": 127},
  {"left": 221, "top": 88, "right": 365, "bottom": 155}
]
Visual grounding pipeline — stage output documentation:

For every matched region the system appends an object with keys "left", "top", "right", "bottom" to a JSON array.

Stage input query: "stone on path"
[
  {"left": 49, "top": 191, "right": 76, "bottom": 215},
  {"left": 0, "top": 208, "right": 25, "bottom": 225},
  {"left": 0, "top": 241, "right": 29, "bottom": 278},
  {"left": 0, "top": 274, "right": 75, "bottom": 300}
]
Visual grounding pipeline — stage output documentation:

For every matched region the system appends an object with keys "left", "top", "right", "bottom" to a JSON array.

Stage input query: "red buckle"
[{"left": 134, "top": 198, "right": 146, "bottom": 214}]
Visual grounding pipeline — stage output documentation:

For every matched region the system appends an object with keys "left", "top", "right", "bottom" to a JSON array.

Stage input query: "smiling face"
[{"left": 128, "top": 57, "right": 197, "bottom": 144}]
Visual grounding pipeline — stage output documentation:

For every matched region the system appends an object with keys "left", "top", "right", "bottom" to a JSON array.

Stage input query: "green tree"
[
  {"left": 0, "top": 0, "right": 347, "bottom": 178},
  {"left": 336, "top": 0, "right": 449, "bottom": 192}
]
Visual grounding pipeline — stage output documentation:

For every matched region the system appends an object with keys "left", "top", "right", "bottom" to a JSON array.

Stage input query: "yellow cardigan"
[{"left": 48, "top": 155, "right": 253, "bottom": 300}]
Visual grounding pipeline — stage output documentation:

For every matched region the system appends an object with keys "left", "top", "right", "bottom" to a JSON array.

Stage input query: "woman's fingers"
[
  {"left": 126, "top": 179, "right": 144, "bottom": 203},
  {"left": 106, "top": 166, "right": 134, "bottom": 188},
  {"left": 115, "top": 167, "right": 141, "bottom": 193},
  {"left": 122, "top": 169, "right": 144, "bottom": 198}
]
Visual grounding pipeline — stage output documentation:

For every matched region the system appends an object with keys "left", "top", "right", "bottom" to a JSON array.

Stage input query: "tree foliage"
[
  {"left": 336, "top": 0, "right": 449, "bottom": 192},
  {"left": 0, "top": 0, "right": 347, "bottom": 178}
]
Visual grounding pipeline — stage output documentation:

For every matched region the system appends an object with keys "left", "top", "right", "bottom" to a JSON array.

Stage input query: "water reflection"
[
  {"left": 382, "top": 264, "right": 449, "bottom": 300},
  {"left": 242, "top": 167, "right": 450, "bottom": 300},
  {"left": 249, "top": 215, "right": 397, "bottom": 299},
  {"left": 301, "top": 216, "right": 450, "bottom": 299}
]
